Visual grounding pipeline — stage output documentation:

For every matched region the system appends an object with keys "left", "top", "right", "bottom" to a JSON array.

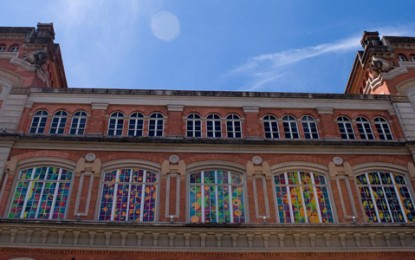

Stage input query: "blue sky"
[{"left": 2, "top": 0, "right": 415, "bottom": 93}]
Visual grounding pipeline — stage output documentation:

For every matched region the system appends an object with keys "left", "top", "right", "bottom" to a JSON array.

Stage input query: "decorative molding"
[
  {"left": 317, "top": 107, "right": 334, "bottom": 115},
  {"left": 167, "top": 104, "right": 184, "bottom": 112},
  {"left": 91, "top": 103, "right": 109, "bottom": 110},
  {"left": 243, "top": 106, "right": 260, "bottom": 113}
]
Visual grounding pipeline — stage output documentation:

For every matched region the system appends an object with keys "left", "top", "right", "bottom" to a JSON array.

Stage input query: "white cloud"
[{"left": 228, "top": 24, "right": 415, "bottom": 92}]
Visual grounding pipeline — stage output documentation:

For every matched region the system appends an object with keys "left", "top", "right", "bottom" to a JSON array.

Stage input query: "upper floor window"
[
  {"left": 274, "top": 171, "right": 334, "bottom": 223},
  {"left": 226, "top": 114, "right": 242, "bottom": 138},
  {"left": 302, "top": 115, "right": 319, "bottom": 139},
  {"left": 49, "top": 111, "right": 67, "bottom": 135},
  {"left": 29, "top": 110, "right": 48, "bottom": 134},
  {"left": 282, "top": 115, "right": 299, "bottom": 139},
  {"left": 411, "top": 55, "right": 415, "bottom": 62},
  {"left": 337, "top": 116, "right": 355, "bottom": 140},
  {"left": 374, "top": 117, "right": 393, "bottom": 140},
  {"left": 148, "top": 112, "right": 164, "bottom": 137},
  {"left": 70, "top": 111, "right": 87, "bottom": 135},
  {"left": 108, "top": 112, "right": 124, "bottom": 136},
  {"left": 356, "top": 172, "right": 415, "bottom": 223},
  {"left": 398, "top": 54, "right": 407, "bottom": 62},
  {"left": 8, "top": 166, "right": 73, "bottom": 220},
  {"left": 189, "top": 170, "right": 245, "bottom": 223},
  {"left": 9, "top": 44, "right": 19, "bottom": 52},
  {"left": 356, "top": 116, "right": 374, "bottom": 140},
  {"left": 206, "top": 114, "right": 221, "bottom": 138},
  {"left": 263, "top": 114, "right": 279, "bottom": 139},
  {"left": 0, "top": 44, "right": 5, "bottom": 52},
  {"left": 128, "top": 112, "right": 144, "bottom": 137},
  {"left": 99, "top": 168, "right": 158, "bottom": 222},
  {"left": 186, "top": 113, "right": 202, "bottom": 138}
]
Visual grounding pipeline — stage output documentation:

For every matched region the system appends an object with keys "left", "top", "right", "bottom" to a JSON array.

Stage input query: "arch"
[
  {"left": 398, "top": 53, "right": 407, "bottom": 62},
  {"left": 101, "top": 159, "right": 161, "bottom": 173},
  {"left": 206, "top": 113, "right": 221, "bottom": 138},
  {"left": 282, "top": 115, "right": 299, "bottom": 139},
  {"left": 301, "top": 115, "right": 319, "bottom": 139},
  {"left": 263, "top": 114, "right": 279, "bottom": 139},
  {"left": 9, "top": 44, "right": 19, "bottom": 52},
  {"left": 187, "top": 160, "right": 246, "bottom": 174},
  {"left": 186, "top": 113, "right": 202, "bottom": 138},
  {"left": 270, "top": 161, "right": 329, "bottom": 174},
  {"left": 355, "top": 116, "right": 374, "bottom": 140}
]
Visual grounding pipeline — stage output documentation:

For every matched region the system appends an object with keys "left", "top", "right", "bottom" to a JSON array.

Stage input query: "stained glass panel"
[
  {"left": 99, "top": 168, "right": 158, "bottom": 222},
  {"left": 189, "top": 170, "right": 245, "bottom": 224},
  {"left": 357, "top": 172, "right": 415, "bottom": 223},
  {"left": 274, "top": 171, "right": 334, "bottom": 223},
  {"left": 9, "top": 167, "right": 73, "bottom": 220}
]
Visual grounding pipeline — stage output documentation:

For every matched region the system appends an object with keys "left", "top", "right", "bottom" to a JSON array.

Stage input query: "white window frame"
[
  {"left": 301, "top": 115, "right": 319, "bottom": 139},
  {"left": 374, "top": 117, "right": 393, "bottom": 140},
  {"left": 226, "top": 114, "right": 242, "bottom": 138},
  {"left": 282, "top": 115, "right": 299, "bottom": 139},
  {"left": 186, "top": 113, "right": 202, "bottom": 138},
  {"left": 70, "top": 111, "right": 87, "bottom": 135},
  {"left": 206, "top": 114, "right": 222, "bottom": 138},
  {"left": 128, "top": 112, "right": 144, "bottom": 137},
  {"left": 337, "top": 116, "right": 355, "bottom": 140},
  {"left": 355, "top": 116, "right": 374, "bottom": 140},
  {"left": 148, "top": 112, "right": 164, "bottom": 137},
  {"left": 29, "top": 110, "right": 48, "bottom": 134},
  {"left": 263, "top": 114, "right": 279, "bottom": 139},
  {"left": 107, "top": 112, "right": 125, "bottom": 136}
]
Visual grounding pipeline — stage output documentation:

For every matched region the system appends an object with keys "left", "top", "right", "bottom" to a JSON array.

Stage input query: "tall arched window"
[
  {"left": 263, "top": 114, "right": 279, "bottom": 139},
  {"left": 356, "top": 172, "right": 415, "bottom": 223},
  {"left": 186, "top": 113, "right": 202, "bottom": 138},
  {"left": 70, "top": 111, "right": 87, "bottom": 135},
  {"left": 128, "top": 112, "right": 144, "bottom": 137},
  {"left": 226, "top": 114, "right": 242, "bottom": 138},
  {"left": 49, "top": 111, "right": 67, "bottom": 134},
  {"left": 206, "top": 114, "right": 221, "bottom": 138},
  {"left": 274, "top": 171, "right": 334, "bottom": 223},
  {"left": 282, "top": 115, "right": 299, "bottom": 139},
  {"left": 148, "top": 112, "right": 164, "bottom": 137},
  {"left": 398, "top": 54, "right": 407, "bottom": 62},
  {"left": 8, "top": 166, "right": 73, "bottom": 220},
  {"left": 99, "top": 168, "right": 158, "bottom": 222},
  {"left": 355, "top": 116, "right": 374, "bottom": 140},
  {"left": 29, "top": 110, "right": 48, "bottom": 134},
  {"left": 301, "top": 115, "right": 319, "bottom": 139},
  {"left": 108, "top": 112, "right": 124, "bottom": 136},
  {"left": 337, "top": 116, "right": 355, "bottom": 140},
  {"left": 374, "top": 117, "right": 393, "bottom": 140},
  {"left": 189, "top": 170, "right": 245, "bottom": 223}
]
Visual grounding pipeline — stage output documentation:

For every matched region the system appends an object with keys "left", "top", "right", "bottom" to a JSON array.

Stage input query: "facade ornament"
[{"left": 371, "top": 57, "right": 395, "bottom": 74}]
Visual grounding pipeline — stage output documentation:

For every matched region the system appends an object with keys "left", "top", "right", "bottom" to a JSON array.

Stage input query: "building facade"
[{"left": 0, "top": 25, "right": 415, "bottom": 259}]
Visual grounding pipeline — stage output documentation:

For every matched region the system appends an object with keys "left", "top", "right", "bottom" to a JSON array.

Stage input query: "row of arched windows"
[
  {"left": 337, "top": 116, "right": 393, "bottom": 140},
  {"left": 8, "top": 165, "right": 415, "bottom": 224},
  {"left": 29, "top": 110, "right": 394, "bottom": 141},
  {"left": 397, "top": 53, "right": 415, "bottom": 62},
  {"left": 0, "top": 43, "right": 19, "bottom": 53}
]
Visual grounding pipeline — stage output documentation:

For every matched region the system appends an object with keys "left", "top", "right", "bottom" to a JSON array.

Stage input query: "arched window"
[
  {"left": 274, "top": 171, "right": 334, "bottom": 223},
  {"left": 148, "top": 112, "right": 164, "bottom": 137},
  {"left": 374, "top": 117, "right": 393, "bottom": 140},
  {"left": 398, "top": 54, "right": 407, "bottom": 62},
  {"left": 49, "top": 111, "right": 68, "bottom": 135},
  {"left": 282, "top": 115, "right": 299, "bottom": 139},
  {"left": 302, "top": 115, "right": 319, "bottom": 139},
  {"left": 263, "top": 114, "right": 279, "bottom": 139},
  {"left": 206, "top": 114, "right": 221, "bottom": 138},
  {"left": 189, "top": 170, "right": 245, "bottom": 223},
  {"left": 9, "top": 44, "right": 19, "bottom": 52},
  {"left": 8, "top": 166, "right": 73, "bottom": 220},
  {"left": 411, "top": 55, "right": 415, "bottom": 62},
  {"left": 108, "top": 112, "right": 124, "bottom": 136},
  {"left": 337, "top": 116, "right": 355, "bottom": 140},
  {"left": 29, "top": 110, "right": 48, "bottom": 134},
  {"left": 99, "top": 168, "right": 158, "bottom": 222},
  {"left": 355, "top": 116, "right": 374, "bottom": 140},
  {"left": 128, "top": 112, "right": 144, "bottom": 137},
  {"left": 70, "top": 111, "right": 87, "bottom": 135},
  {"left": 356, "top": 172, "right": 415, "bottom": 223},
  {"left": 226, "top": 114, "right": 242, "bottom": 138},
  {"left": 0, "top": 44, "right": 5, "bottom": 52},
  {"left": 186, "top": 113, "right": 202, "bottom": 138}
]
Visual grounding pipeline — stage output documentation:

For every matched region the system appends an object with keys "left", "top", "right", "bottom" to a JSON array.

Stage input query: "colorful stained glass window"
[
  {"left": 356, "top": 172, "right": 415, "bottom": 223},
  {"left": 99, "top": 168, "right": 158, "bottom": 222},
  {"left": 189, "top": 170, "right": 245, "bottom": 223},
  {"left": 8, "top": 166, "right": 73, "bottom": 220},
  {"left": 274, "top": 171, "right": 334, "bottom": 223}
]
